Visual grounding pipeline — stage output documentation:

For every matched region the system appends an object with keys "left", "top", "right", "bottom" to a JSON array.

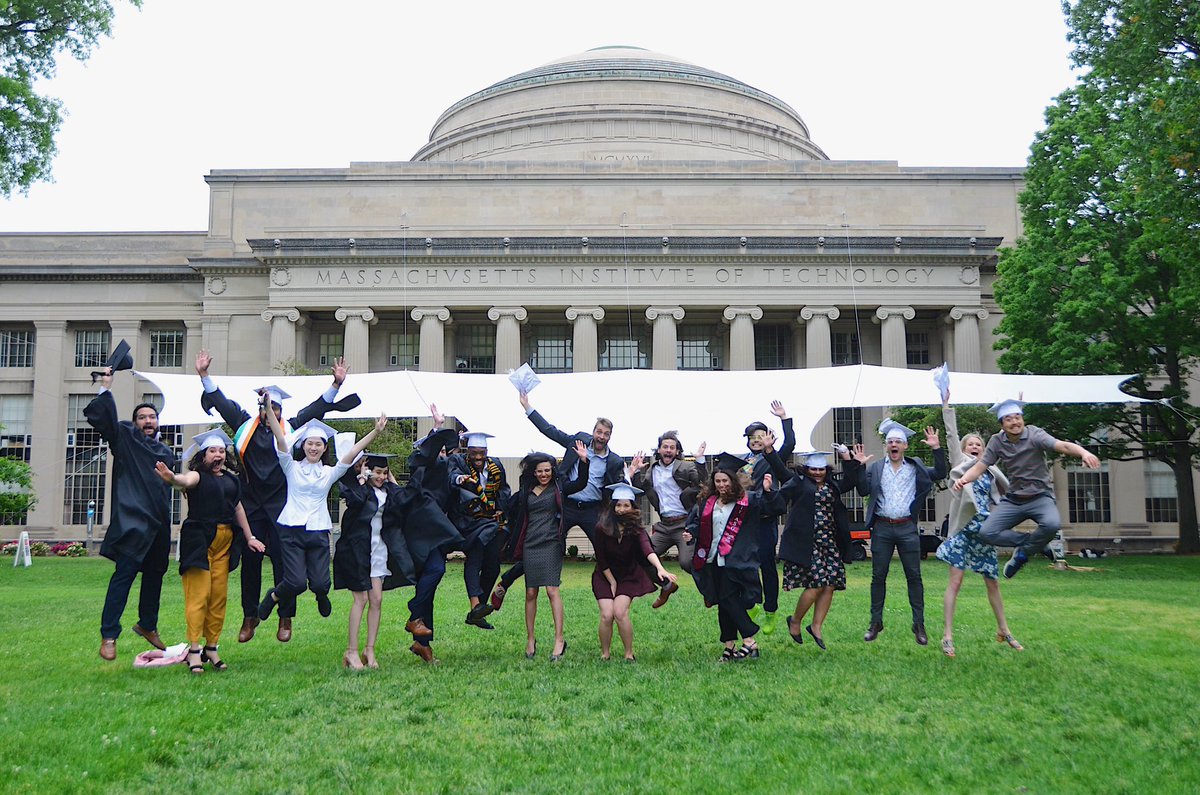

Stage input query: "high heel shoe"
[
  {"left": 361, "top": 646, "right": 379, "bottom": 669},
  {"left": 524, "top": 641, "right": 537, "bottom": 660},
  {"left": 201, "top": 645, "right": 228, "bottom": 671},
  {"left": 343, "top": 650, "right": 365, "bottom": 670},
  {"left": 550, "top": 639, "right": 568, "bottom": 661},
  {"left": 996, "top": 631, "right": 1024, "bottom": 651},
  {"left": 187, "top": 648, "right": 204, "bottom": 675}
]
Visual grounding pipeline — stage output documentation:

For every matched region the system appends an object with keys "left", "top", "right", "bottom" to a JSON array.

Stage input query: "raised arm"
[
  {"left": 195, "top": 351, "right": 252, "bottom": 429},
  {"left": 941, "top": 399, "right": 964, "bottom": 468},
  {"left": 521, "top": 392, "right": 577, "bottom": 450},
  {"left": 341, "top": 414, "right": 388, "bottom": 465},
  {"left": 1055, "top": 440, "right": 1101, "bottom": 469},
  {"left": 155, "top": 460, "right": 199, "bottom": 491},
  {"left": 82, "top": 373, "right": 121, "bottom": 445},
  {"left": 562, "top": 442, "right": 592, "bottom": 496},
  {"left": 770, "top": 401, "right": 796, "bottom": 460},
  {"left": 262, "top": 391, "right": 289, "bottom": 453}
]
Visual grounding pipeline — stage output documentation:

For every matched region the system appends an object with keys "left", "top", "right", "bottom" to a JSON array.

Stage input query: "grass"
[{"left": 0, "top": 555, "right": 1198, "bottom": 794}]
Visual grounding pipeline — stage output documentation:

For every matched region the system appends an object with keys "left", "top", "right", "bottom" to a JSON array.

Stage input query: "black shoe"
[
  {"left": 550, "top": 639, "right": 568, "bottom": 661},
  {"left": 733, "top": 643, "right": 760, "bottom": 660},
  {"left": 864, "top": 622, "right": 884, "bottom": 642},
  {"left": 257, "top": 588, "right": 278, "bottom": 621},
  {"left": 315, "top": 592, "right": 332, "bottom": 618},
  {"left": 718, "top": 647, "right": 736, "bottom": 662},
  {"left": 786, "top": 615, "right": 804, "bottom": 645},
  {"left": 465, "top": 613, "right": 495, "bottom": 630},
  {"left": 913, "top": 623, "right": 929, "bottom": 646},
  {"left": 468, "top": 602, "right": 495, "bottom": 621},
  {"left": 805, "top": 624, "right": 826, "bottom": 650}
]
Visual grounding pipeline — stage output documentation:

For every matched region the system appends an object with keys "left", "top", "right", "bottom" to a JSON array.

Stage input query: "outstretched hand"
[
  {"left": 761, "top": 430, "right": 777, "bottom": 453},
  {"left": 924, "top": 426, "right": 940, "bottom": 449},
  {"left": 429, "top": 403, "right": 445, "bottom": 427},
  {"left": 153, "top": 461, "right": 174, "bottom": 485},
  {"left": 770, "top": 400, "right": 787, "bottom": 419},
  {"left": 763, "top": 473, "right": 774, "bottom": 491},
  {"left": 374, "top": 413, "right": 388, "bottom": 433},
  {"left": 851, "top": 443, "right": 874, "bottom": 465},
  {"left": 195, "top": 350, "right": 212, "bottom": 377},
  {"left": 518, "top": 391, "right": 531, "bottom": 411},
  {"left": 696, "top": 441, "right": 707, "bottom": 457},
  {"left": 331, "top": 357, "right": 348, "bottom": 386},
  {"left": 627, "top": 451, "right": 648, "bottom": 474},
  {"left": 574, "top": 440, "right": 589, "bottom": 461}
]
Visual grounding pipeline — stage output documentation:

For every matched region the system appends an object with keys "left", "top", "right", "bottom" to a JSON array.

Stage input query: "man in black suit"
[{"left": 853, "top": 419, "right": 947, "bottom": 646}]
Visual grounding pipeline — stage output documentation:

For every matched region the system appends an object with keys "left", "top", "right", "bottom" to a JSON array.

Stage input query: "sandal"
[
  {"left": 733, "top": 643, "right": 760, "bottom": 660},
  {"left": 201, "top": 645, "right": 228, "bottom": 671},
  {"left": 361, "top": 646, "right": 379, "bottom": 669},
  {"left": 941, "top": 638, "right": 956, "bottom": 658},
  {"left": 996, "top": 632, "right": 1024, "bottom": 651},
  {"left": 187, "top": 648, "right": 204, "bottom": 675},
  {"left": 718, "top": 647, "right": 736, "bottom": 662}
]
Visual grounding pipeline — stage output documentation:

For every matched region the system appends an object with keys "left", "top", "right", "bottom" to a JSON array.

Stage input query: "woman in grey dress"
[{"left": 504, "top": 443, "right": 590, "bottom": 660}]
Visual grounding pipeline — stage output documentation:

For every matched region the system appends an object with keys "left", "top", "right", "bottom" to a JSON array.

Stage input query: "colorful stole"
[
  {"left": 692, "top": 494, "right": 750, "bottom": 567},
  {"left": 233, "top": 415, "right": 260, "bottom": 460}
]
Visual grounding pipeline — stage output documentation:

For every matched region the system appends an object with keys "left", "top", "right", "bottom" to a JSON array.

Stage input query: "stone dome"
[{"left": 412, "top": 46, "right": 827, "bottom": 163}]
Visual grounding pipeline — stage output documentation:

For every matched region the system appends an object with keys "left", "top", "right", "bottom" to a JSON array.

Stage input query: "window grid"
[
  {"left": 833, "top": 407, "right": 863, "bottom": 445},
  {"left": 906, "top": 331, "right": 930, "bottom": 367},
  {"left": 65, "top": 394, "right": 106, "bottom": 525},
  {"left": 0, "top": 329, "right": 34, "bottom": 367},
  {"left": 455, "top": 324, "right": 495, "bottom": 374},
  {"left": 1144, "top": 460, "right": 1179, "bottom": 523},
  {"left": 149, "top": 329, "right": 184, "bottom": 368},
  {"left": 599, "top": 328, "right": 648, "bottom": 370},
  {"left": 0, "top": 395, "right": 32, "bottom": 462},
  {"left": 677, "top": 325, "right": 720, "bottom": 371},
  {"left": 1067, "top": 465, "right": 1111, "bottom": 524},
  {"left": 523, "top": 325, "right": 572, "bottom": 373},
  {"left": 318, "top": 333, "right": 343, "bottom": 367},
  {"left": 75, "top": 329, "right": 110, "bottom": 369},
  {"left": 832, "top": 332, "right": 861, "bottom": 366},
  {"left": 388, "top": 332, "right": 419, "bottom": 369},
  {"left": 754, "top": 324, "right": 792, "bottom": 370}
]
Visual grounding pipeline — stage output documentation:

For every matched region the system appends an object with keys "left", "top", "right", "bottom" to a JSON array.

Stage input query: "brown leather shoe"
[
  {"left": 651, "top": 579, "right": 679, "bottom": 609},
  {"left": 913, "top": 623, "right": 929, "bottom": 646},
  {"left": 277, "top": 617, "right": 292, "bottom": 643},
  {"left": 409, "top": 642, "right": 438, "bottom": 664},
  {"left": 404, "top": 618, "right": 433, "bottom": 638},
  {"left": 238, "top": 616, "right": 260, "bottom": 643},
  {"left": 99, "top": 638, "right": 117, "bottom": 661},
  {"left": 863, "top": 622, "right": 884, "bottom": 642},
  {"left": 132, "top": 624, "right": 166, "bottom": 651}
]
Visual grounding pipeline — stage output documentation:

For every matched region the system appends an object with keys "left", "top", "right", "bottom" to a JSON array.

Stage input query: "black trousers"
[
  {"left": 408, "top": 550, "right": 446, "bottom": 648},
  {"left": 274, "top": 525, "right": 331, "bottom": 602},
  {"left": 757, "top": 520, "right": 780, "bottom": 613},
  {"left": 869, "top": 519, "right": 924, "bottom": 625},
  {"left": 714, "top": 567, "right": 760, "bottom": 643},
  {"left": 100, "top": 542, "right": 167, "bottom": 639},
  {"left": 499, "top": 560, "right": 525, "bottom": 590},
  {"left": 239, "top": 515, "right": 295, "bottom": 619},
  {"left": 464, "top": 533, "right": 503, "bottom": 600}
]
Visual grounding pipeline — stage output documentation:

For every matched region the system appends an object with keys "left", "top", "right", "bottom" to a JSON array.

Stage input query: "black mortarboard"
[
  {"left": 713, "top": 451, "right": 751, "bottom": 475},
  {"left": 365, "top": 452, "right": 397, "bottom": 469},
  {"left": 91, "top": 338, "right": 134, "bottom": 383}
]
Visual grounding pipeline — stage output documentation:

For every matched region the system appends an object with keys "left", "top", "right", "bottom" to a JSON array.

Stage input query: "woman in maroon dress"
[{"left": 592, "top": 483, "right": 677, "bottom": 662}]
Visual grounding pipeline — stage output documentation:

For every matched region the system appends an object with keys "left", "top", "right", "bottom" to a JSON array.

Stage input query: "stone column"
[
  {"left": 566, "top": 306, "right": 605, "bottom": 372},
  {"left": 947, "top": 306, "right": 989, "bottom": 373},
  {"left": 799, "top": 306, "right": 839, "bottom": 368},
  {"left": 488, "top": 306, "right": 528, "bottom": 373},
  {"left": 645, "top": 306, "right": 684, "bottom": 371},
  {"left": 108, "top": 321, "right": 142, "bottom": 415},
  {"left": 184, "top": 319, "right": 204, "bottom": 366},
  {"left": 874, "top": 306, "right": 915, "bottom": 368},
  {"left": 411, "top": 307, "right": 451, "bottom": 373},
  {"left": 202, "top": 317, "right": 231, "bottom": 374},
  {"left": 722, "top": 306, "right": 762, "bottom": 371},
  {"left": 799, "top": 307, "right": 839, "bottom": 449},
  {"left": 27, "top": 321, "right": 67, "bottom": 529},
  {"left": 335, "top": 307, "right": 376, "bottom": 371},
  {"left": 261, "top": 309, "right": 302, "bottom": 374}
]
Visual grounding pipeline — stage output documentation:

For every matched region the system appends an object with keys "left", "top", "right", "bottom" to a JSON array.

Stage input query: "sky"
[{"left": 0, "top": 0, "right": 1077, "bottom": 233}]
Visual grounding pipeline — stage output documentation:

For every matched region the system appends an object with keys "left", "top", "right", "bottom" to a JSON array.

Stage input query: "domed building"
[{"left": 0, "top": 47, "right": 1182, "bottom": 549}]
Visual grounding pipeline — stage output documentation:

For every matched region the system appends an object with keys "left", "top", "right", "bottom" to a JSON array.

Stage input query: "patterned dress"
[
  {"left": 936, "top": 472, "right": 1000, "bottom": 579},
  {"left": 783, "top": 482, "right": 846, "bottom": 591}
]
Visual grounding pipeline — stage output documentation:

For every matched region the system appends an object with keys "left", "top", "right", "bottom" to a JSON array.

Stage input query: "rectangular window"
[
  {"left": 523, "top": 325, "right": 572, "bottom": 374},
  {"left": 317, "top": 333, "right": 343, "bottom": 367},
  {"left": 74, "top": 329, "right": 110, "bottom": 369},
  {"left": 677, "top": 325, "right": 721, "bottom": 371},
  {"left": 0, "top": 395, "right": 32, "bottom": 462},
  {"left": 0, "top": 329, "right": 34, "bottom": 368},
  {"left": 1145, "top": 460, "right": 1179, "bottom": 524},
  {"left": 149, "top": 329, "right": 184, "bottom": 368},
  {"left": 754, "top": 324, "right": 792, "bottom": 370},
  {"left": 832, "top": 332, "right": 861, "bottom": 366},
  {"left": 833, "top": 407, "right": 863, "bottom": 445},
  {"left": 1067, "top": 464, "right": 1111, "bottom": 524},
  {"left": 600, "top": 327, "right": 648, "bottom": 370},
  {"left": 454, "top": 324, "right": 496, "bottom": 374},
  {"left": 920, "top": 495, "right": 938, "bottom": 525},
  {"left": 142, "top": 393, "right": 183, "bottom": 524},
  {"left": 388, "top": 331, "right": 419, "bottom": 369},
  {"left": 65, "top": 394, "right": 106, "bottom": 525},
  {"left": 906, "top": 331, "right": 930, "bottom": 367}
]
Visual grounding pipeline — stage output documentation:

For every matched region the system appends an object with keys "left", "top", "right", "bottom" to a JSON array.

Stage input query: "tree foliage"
[
  {"left": 995, "top": 0, "right": 1200, "bottom": 550},
  {"left": 0, "top": 424, "right": 36, "bottom": 522},
  {"left": 0, "top": 0, "right": 141, "bottom": 196}
]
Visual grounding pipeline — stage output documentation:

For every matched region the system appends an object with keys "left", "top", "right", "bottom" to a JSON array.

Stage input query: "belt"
[
  {"left": 566, "top": 499, "right": 599, "bottom": 510},
  {"left": 660, "top": 513, "right": 688, "bottom": 521},
  {"left": 876, "top": 516, "right": 913, "bottom": 525}
]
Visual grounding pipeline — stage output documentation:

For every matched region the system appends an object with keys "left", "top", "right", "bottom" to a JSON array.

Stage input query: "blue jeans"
[
  {"left": 408, "top": 550, "right": 446, "bottom": 648},
  {"left": 976, "top": 494, "right": 1061, "bottom": 555}
]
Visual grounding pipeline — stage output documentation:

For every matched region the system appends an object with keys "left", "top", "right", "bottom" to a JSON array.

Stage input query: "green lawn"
[{"left": 1, "top": 555, "right": 1197, "bottom": 794}]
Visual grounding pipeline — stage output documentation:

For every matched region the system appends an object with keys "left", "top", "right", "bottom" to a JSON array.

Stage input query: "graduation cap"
[
  {"left": 605, "top": 482, "right": 643, "bottom": 502},
  {"left": 878, "top": 418, "right": 916, "bottom": 443},
  {"left": 256, "top": 384, "right": 292, "bottom": 407},
  {"left": 743, "top": 421, "right": 770, "bottom": 437},
  {"left": 713, "top": 452, "right": 752, "bottom": 475},
  {"left": 182, "top": 427, "right": 233, "bottom": 460},
  {"left": 333, "top": 431, "right": 363, "bottom": 466},
  {"left": 462, "top": 432, "right": 494, "bottom": 449},
  {"left": 89, "top": 338, "right": 133, "bottom": 383},
  {"left": 289, "top": 419, "right": 336, "bottom": 448},
  {"left": 799, "top": 451, "right": 834, "bottom": 469},
  {"left": 989, "top": 399, "right": 1027, "bottom": 420},
  {"left": 364, "top": 452, "right": 397, "bottom": 469}
]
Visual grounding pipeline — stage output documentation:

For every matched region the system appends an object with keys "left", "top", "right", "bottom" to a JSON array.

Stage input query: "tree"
[
  {"left": 994, "top": 0, "right": 1200, "bottom": 551},
  {"left": 0, "top": 0, "right": 141, "bottom": 196},
  {"left": 0, "top": 424, "right": 36, "bottom": 523}
]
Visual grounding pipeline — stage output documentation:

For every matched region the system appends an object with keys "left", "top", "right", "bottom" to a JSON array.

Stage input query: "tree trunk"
[{"left": 1171, "top": 442, "right": 1199, "bottom": 553}]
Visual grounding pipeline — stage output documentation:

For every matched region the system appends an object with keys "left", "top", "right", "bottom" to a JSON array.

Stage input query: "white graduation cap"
[
  {"left": 462, "top": 432, "right": 495, "bottom": 449},
  {"left": 932, "top": 362, "right": 951, "bottom": 403},
  {"left": 334, "top": 431, "right": 363, "bottom": 466},
  {"left": 508, "top": 363, "right": 541, "bottom": 394},
  {"left": 989, "top": 398, "right": 1027, "bottom": 420},
  {"left": 800, "top": 451, "right": 834, "bottom": 469},
  {"left": 256, "top": 384, "right": 292, "bottom": 406},
  {"left": 289, "top": 419, "right": 336, "bottom": 448},
  {"left": 605, "top": 483, "right": 644, "bottom": 502},
  {"left": 878, "top": 418, "right": 916, "bottom": 443},
  {"left": 183, "top": 427, "right": 234, "bottom": 460}
]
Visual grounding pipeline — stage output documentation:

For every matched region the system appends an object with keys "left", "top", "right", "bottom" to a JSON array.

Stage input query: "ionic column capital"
[
  {"left": 261, "top": 308, "right": 303, "bottom": 324},
  {"left": 799, "top": 306, "right": 840, "bottom": 323},
  {"left": 645, "top": 306, "right": 685, "bottom": 322},
  {"left": 566, "top": 306, "right": 605, "bottom": 323},
  {"left": 873, "top": 305, "right": 915, "bottom": 323},
  {"left": 335, "top": 307, "right": 377, "bottom": 324},
  {"left": 487, "top": 306, "right": 528, "bottom": 323},
  {"left": 411, "top": 306, "right": 451, "bottom": 323},
  {"left": 948, "top": 306, "right": 990, "bottom": 322},
  {"left": 722, "top": 305, "right": 763, "bottom": 324}
]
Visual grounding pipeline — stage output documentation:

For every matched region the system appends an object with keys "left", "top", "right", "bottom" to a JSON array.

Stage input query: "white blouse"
[{"left": 275, "top": 451, "right": 350, "bottom": 531}]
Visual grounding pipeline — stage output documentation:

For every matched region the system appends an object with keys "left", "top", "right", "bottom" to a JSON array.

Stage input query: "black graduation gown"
[
  {"left": 334, "top": 473, "right": 418, "bottom": 591},
  {"left": 178, "top": 470, "right": 244, "bottom": 575},
  {"left": 400, "top": 429, "right": 465, "bottom": 565},
  {"left": 686, "top": 488, "right": 783, "bottom": 609},
  {"left": 447, "top": 453, "right": 512, "bottom": 549},
  {"left": 764, "top": 450, "right": 855, "bottom": 569},
  {"left": 85, "top": 391, "right": 175, "bottom": 573}
]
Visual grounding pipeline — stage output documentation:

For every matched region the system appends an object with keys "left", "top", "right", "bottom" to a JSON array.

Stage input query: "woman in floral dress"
[{"left": 937, "top": 394, "right": 1022, "bottom": 657}]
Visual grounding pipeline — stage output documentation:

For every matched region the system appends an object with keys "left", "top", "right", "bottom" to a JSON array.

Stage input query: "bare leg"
[
  {"left": 524, "top": 587, "right": 538, "bottom": 656},
  {"left": 547, "top": 586, "right": 565, "bottom": 656},
  {"left": 345, "top": 590, "right": 367, "bottom": 670},
  {"left": 597, "top": 598, "right": 615, "bottom": 659},
  {"left": 811, "top": 587, "right": 835, "bottom": 634},
  {"left": 614, "top": 595, "right": 634, "bottom": 659},
  {"left": 363, "top": 578, "right": 383, "bottom": 668},
  {"left": 791, "top": 588, "right": 820, "bottom": 628},
  {"left": 943, "top": 567, "right": 965, "bottom": 641},
  {"left": 985, "top": 576, "right": 1009, "bottom": 634}
]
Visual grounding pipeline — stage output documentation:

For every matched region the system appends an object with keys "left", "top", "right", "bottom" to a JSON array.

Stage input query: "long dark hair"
[
  {"left": 595, "top": 497, "right": 642, "bottom": 541},
  {"left": 187, "top": 445, "right": 241, "bottom": 477},
  {"left": 518, "top": 452, "right": 558, "bottom": 491},
  {"left": 697, "top": 468, "right": 746, "bottom": 504}
]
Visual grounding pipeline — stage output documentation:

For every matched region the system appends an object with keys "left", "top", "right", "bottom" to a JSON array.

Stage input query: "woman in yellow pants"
[{"left": 157, "top": 430, "right": 265, "bottom": 673}]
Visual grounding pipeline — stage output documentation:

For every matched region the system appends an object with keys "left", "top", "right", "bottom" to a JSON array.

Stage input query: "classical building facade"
[{"left": 0, "top": 47, "right": 1187, "bottom": 550}]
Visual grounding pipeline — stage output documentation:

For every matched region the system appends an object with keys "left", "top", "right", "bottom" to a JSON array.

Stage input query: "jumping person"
[{"left": 450, "top": 432, "right": 511, "bottom": 629}]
